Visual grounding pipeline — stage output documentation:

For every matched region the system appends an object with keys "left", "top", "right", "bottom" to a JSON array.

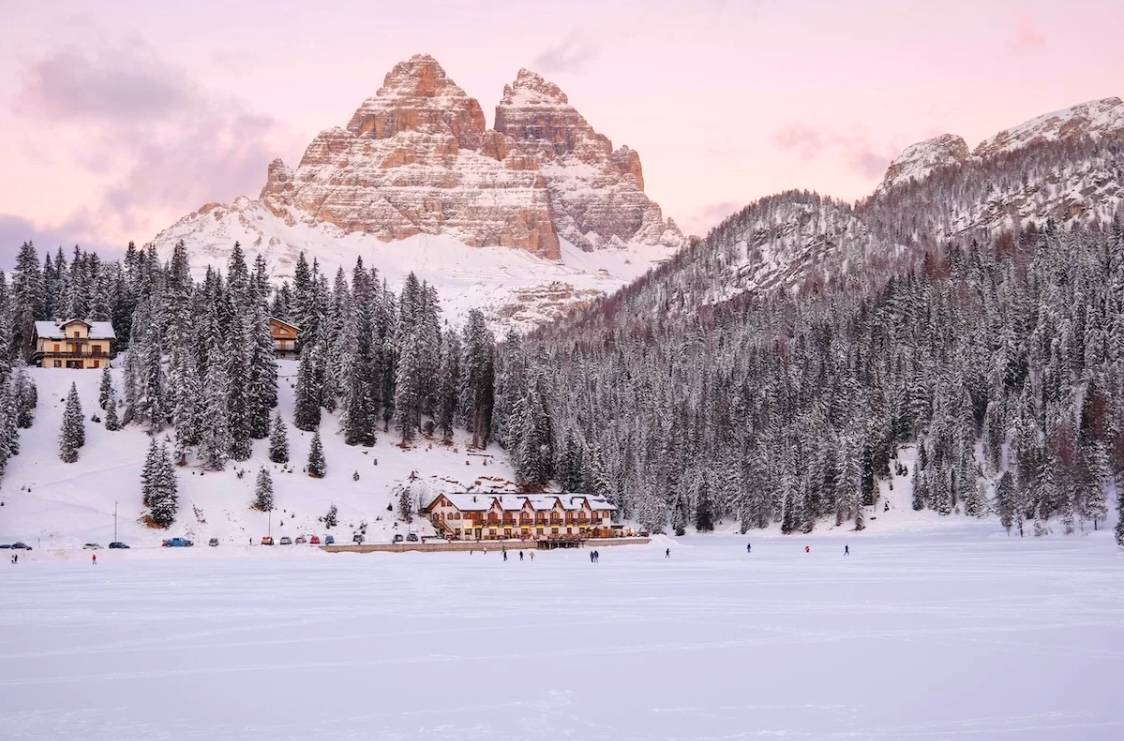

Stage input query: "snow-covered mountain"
[
  {"left": 580, "top": 96, "right": 1124, "bottom": 322},
  {"left": 154, "top": 54, "right": 684, "bottom": 329}
]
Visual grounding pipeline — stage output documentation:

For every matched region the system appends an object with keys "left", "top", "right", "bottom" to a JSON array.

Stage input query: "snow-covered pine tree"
[
  {"left": 247, "top": 305, "right": 277, "bottom": 439},
  {"left": 171, "top": 350, "right": 202, "bottom": 463},
  {"left": 458, "top": 309, "right": 494, "bottom": 448},
  {"left": 140, "top": 436, "right": 159, "bottom": 508},
  {"left": 268, "top": 413, "right": 289, "bottom": 464},
  {"left": 435, "top": 328, "right": 461, "bottom": 442},
  {"left": 98, "top": 365, "right": 113, "bottom": 410},
  {"left": 393, "top": 327, "right": 422, "bottom": 444},
  {"left": 307, "top": 429, "right": 326, "bottom": 478},
  {"left": 58, "top": 382, "right": 84, "bottom": 463},
  {"left": 103, "top": 386, "right": 120, "bottom": 431},
  {"left": 293, "top": 343, "right": 322, "bottom": 431},
  {"left": 253, "top": 467, "right": 274, "bottom": 512},
  {"left": 13, "top": 369, "right": 37, "bottom": 429},
  {"left": 225, "top": 314, "right": 253, "bottom": 461},
  {"left": 199, "top": 360, "right": 230, "bottom": 471},
  {"left": 323, "top": 503, "right": 338, "bottom": 529},
  {"left": 148, "top": 443, "right": 179, "bottom": 528}
]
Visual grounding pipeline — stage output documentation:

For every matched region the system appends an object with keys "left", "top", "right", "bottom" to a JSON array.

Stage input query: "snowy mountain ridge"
[{"left": 586, "top": 95, "right": 1124, "bottom": 322}]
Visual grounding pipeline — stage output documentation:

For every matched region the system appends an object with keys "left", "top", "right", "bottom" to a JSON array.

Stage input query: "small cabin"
[
  {"left": 270, "top": 317, "right": 300, "bottom": 358},
  {"left": 33, "top": 319, "right": 116, "bottom": 369}
]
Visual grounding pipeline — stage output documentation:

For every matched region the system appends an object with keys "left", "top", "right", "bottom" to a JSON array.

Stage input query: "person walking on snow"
[
  {"left": 804, "top": 545, "right": 810, "bottom": 554},
  {"left": 519, "top": 550, "right": 524, "bottom": 561},
  {"left": 746, "top": 542, "right": 752, "bottom": 554},
  {"left": 844, "top": 545, "right": 850, "bottom": 556},
  {"left": 92, "top": 553, "right": 97, "bottom": 566},
  {"left": 665, "top": 548, "right": 670, "bottom": 559}
]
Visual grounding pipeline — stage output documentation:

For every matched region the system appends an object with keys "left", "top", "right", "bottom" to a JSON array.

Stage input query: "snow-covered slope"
[
  {"left": 0, "top": 363, "right": 522, "bottom": 549},
  {"left": 153, "top": 198, "right": 672, "bottom": 330}
]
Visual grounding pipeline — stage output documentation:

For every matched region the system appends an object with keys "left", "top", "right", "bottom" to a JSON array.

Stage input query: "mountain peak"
[
  {"left": 502, "top": 68, "right": 570, "bottom": 106},
  {"left": 345, "top": 53, "right": 485, "bottom": 146},
  {"left": 974, "top": 96, "right": 1124, "bottom": 158},
  {"left": 876, "top": 133, "right": 969, "bottom": 194}
]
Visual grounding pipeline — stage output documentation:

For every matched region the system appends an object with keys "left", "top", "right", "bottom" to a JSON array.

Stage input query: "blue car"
[{"left": 162, "top": 537, "right": 194, "bottom": 547}]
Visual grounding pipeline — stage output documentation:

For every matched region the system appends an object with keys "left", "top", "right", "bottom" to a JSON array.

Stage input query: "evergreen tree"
[
  {"left": 253, "top": 467, "right": 274, "bottom": 512},
  {"left": 293, "top": 343, "right": 322, "bottom": 431},
  {"left": 199, "top": 361, "right": 229, "bottom": 470},
  {"left": 148, "top": 443, "right": 179, "bottom": 528},
  {"left": 268, "top": 413, "right": 289, "bottom": 464},
  {"left": 103, "top": 382, "right": 120, "bottom": 431},
  {"left": 98, "top": 366, "right": 114, "bottom": 410},
  {"left": 307, "top": 429, "right": 326, "bottom": 478},
  {"left": 58, "top": 382, "right": 84, "bottom": 463}
]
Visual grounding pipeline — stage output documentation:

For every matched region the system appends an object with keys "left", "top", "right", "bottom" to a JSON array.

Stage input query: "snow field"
[{"left": 0, "top": 529, "right": 1120, "bottom": 740}]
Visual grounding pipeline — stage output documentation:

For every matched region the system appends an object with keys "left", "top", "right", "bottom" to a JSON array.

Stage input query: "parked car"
[
  {"left": 10, "top": 542, "right": 32, "bottom": 551},
  {"left": 162, "top": 537, "right": 193, "bottom": 547},
  {"left": 260, "top": 536, "right": 274, "bottom": 546},
  {"left": 0, "top": 544, "right": 11, "bottom": 549},
  {"left": 324, "top": 535, "right": 335, "bottom": 545},
  {"left": 294, "top": 535, "right": 307, "bottom": 545},
  {"left": 83, "top": 543, "right": 103, "bottom": 550},
  {"left": 108, "top": 541, "right": 130, "bottom": 549},
  {"left": 279, "top": 536, "right": 293, "bottom": 546},
  {"left": 208, "top": 538, "right": 220, "bottom": 547},
  {"left": 392, "top": 534, "right": 404, "bottom": 544},
  {"left": 405, "top": 533, "right": 419, "bottom": 542},
  {"left": 308, "top": 535, "right": 321, "bottom": 545},
  {"left": 352, "top": 533, "right": 364, "bottom": 544}
]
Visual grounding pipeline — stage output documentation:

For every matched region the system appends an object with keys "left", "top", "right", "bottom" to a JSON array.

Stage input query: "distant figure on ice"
[
  {"left": 92, "top": 553, "right": 97, "bottom": 566},
  {"left": 844, "top": 545, "right": 850, "bottom": 556},
  {"left": 502, "top": 550, "right": 508, "bottom": 562},
  {"left": 530, "top": 552, "right": 534, "bottom": 561},
  {"left": 589, "top": 551, "right": 595, "bottom": 564},
  {"left": 804, "top": 545, "right": 810, "bottom": 554},
  {"left": 519, "top": 551, "right": 524, "bottom": 561},
  {"left": 746, "top": 542, "right": 752, "bottom": 554},
  {"left": 594, "top": 550, "right": 600, "bottom": 563},
  {"left": 665, "top": 548, "right": 671, "bottom": 559}
]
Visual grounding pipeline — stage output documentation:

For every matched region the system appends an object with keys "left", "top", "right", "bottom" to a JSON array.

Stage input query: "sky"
[{"left": 2, "top": 0, "right": 1123, "bottom": 264}]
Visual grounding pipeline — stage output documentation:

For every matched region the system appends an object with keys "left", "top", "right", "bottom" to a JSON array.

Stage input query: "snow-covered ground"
[
  {"left": 1, "top": 528, "right": 1120, "bottom": 740},
  {"left": 0, "top": 362, "right": 517, "bottom": 549}
]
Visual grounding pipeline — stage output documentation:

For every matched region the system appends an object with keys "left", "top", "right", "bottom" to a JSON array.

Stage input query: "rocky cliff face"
[
  {"left": 495, "top": 69, "right": 681, "bottom": 251},
  {"left": 247, "top": 54, "right": 682, "bottom": 260},
  {"left": 155, "top": 54, "right": 685, "bottom": 329}
]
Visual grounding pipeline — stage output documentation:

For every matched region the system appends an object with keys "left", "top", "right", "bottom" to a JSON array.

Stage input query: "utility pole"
[
  {"left": 114, "top": 500, "right": 118, "bottom": 543},
  {"left": 268, "top": 509, "right": 272, "bottom": 538}
]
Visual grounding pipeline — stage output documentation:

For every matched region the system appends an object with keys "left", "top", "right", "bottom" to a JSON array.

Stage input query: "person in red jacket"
[{"left": 92, "top": 553, "right": 97, "bottom": 565}]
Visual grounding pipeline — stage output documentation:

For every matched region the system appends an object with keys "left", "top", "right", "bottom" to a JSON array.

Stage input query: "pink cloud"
[
  {"left": 772, "top": 124, "right": 896, "bottom": 181},
  {"left": 10, "top": 40, "right": 298, "bottom": 246},
  {"left": 1010, "top": 17, "right": 1047, "bottom": 53}
]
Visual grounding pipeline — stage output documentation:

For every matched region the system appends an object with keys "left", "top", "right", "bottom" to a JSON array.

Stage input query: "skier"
[
  {"left": 665, "top": 547, "right": 670, "bottom": 559},
  {"left": 844, "top": 545, "right": 850, "bottom": 556}
]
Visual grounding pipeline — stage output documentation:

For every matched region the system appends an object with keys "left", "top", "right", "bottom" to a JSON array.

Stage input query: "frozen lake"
[{"left": 1, "top": 530, "right": 1121, "bottom": 740}]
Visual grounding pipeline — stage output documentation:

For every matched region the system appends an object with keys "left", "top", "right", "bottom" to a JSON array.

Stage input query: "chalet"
[
  {"left": 423, "top": 492, "right": 619, "bottom": 541},
  {"left": 32, "top": 319, "right": 116, "bottom": 369},
  {"left": 270, "top": 317, "right": 300, "bottom": 358}
]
